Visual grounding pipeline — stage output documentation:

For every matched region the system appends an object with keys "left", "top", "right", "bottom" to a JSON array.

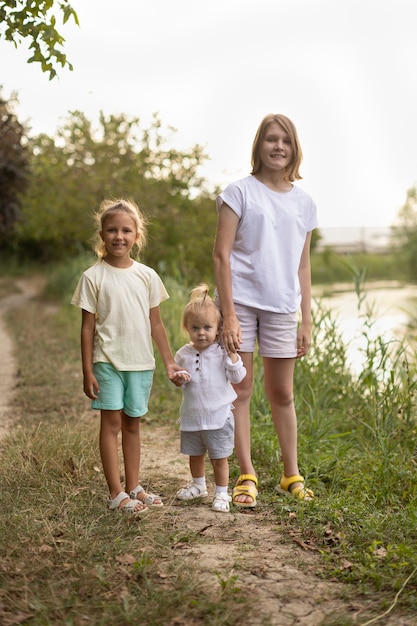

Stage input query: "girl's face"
[
  {"left": 100, "top": 211, "right": 140, "bottom": 267},
  {"left": 258, "top": 121, "right": 293, "bottom": 174},
  {"left": 186, "top": 309, "right": 219, "bottom": 351}
]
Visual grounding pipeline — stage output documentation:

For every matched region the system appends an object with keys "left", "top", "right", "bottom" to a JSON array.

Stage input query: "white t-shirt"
[
  {"left": 217, "top": 175, "right": 318, "bottom": 313},
  {"left": 71, "top": 259, "right": 169, "bottom": 371}
]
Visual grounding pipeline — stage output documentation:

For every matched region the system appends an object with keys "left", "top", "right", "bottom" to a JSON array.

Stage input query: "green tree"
[
  {"left": 0, "top": 0, "right": 79, "bottom": 79},
  {"left": 16, "top": 111, "right": 217, "bottom": 283},
  {"left": 391, "top": 186, "right": 417, "bottom": 282},
  {"left": 310, "top": 227, "right": 321, "bottom": 252},
  {"left": 0, "top": 89, "right": 29, "bottom": 237}
]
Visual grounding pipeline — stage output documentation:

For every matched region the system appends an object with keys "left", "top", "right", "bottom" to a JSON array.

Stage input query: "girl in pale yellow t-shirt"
[{"left": 72, "top": 198, "right": 184, "bottom": 516}]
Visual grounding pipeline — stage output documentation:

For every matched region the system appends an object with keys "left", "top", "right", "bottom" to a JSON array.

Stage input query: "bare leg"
[
  {"left": 122, "top": 412, "right": 161, "bottom": 507},
  {"left": 100, "top": 409, "right": 124, "bottom": 499},
  {"left": 211, "top": 457, "right": 229, "bottom": 488},
  {"left": 121, "top": 411, "right": 140, "bottom": 494},
  {"left": 232, "top": 352, "right": 257, "bottom": 504},
  {"left": 263, "top": 357, "right": 303, "bottom": 492},
  {"left": 189, "top": 455, "right": 206, "bottom": 479},
  {"left": 176, "top": 454, "right": 207, "bottom": 500},
  {"left": 100, "top": 409, "right": 145, "bottom": 512}
]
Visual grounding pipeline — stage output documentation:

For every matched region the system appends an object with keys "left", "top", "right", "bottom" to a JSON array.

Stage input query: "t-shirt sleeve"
[
  {"left": 148, "top": 270, "right": 170, "bottom": 309},
  {"left": 216, "top": 181, "right": 244, "bottom": 219},
  {"left": 71, "top": 273, "right": 97, "bottom": 314},
  {"left": 174, "top": 349, "right": 184, "bottom": 366},
  {"left": 307, "top": 197, "right": 319, "bottom": 232}
]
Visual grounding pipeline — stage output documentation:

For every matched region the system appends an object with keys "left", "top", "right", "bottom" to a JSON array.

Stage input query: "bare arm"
[
  {"left": 150, "top": 306, "right": 186, "bottom": 380},
  {"left": 297, "top": 231, "right": 313, "bottom": 358},
  {"left": 81, "top": 309, "right": 100, "bottom": 399},
  {"left": 212, "top": 203, "right": 241, "bottom": 353}
]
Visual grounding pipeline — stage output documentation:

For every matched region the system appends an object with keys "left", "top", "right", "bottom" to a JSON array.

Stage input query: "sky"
[{"left": 1, "top": 0, "right": 417, "bottom": 228}]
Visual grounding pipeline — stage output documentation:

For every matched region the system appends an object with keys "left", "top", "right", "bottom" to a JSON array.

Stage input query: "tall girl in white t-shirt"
[
  {"left": 213, "top": 114, "right": 318, "bottom": 507},
  {"left": 72, "top": 199, "right": 184, "bottom": 516}
]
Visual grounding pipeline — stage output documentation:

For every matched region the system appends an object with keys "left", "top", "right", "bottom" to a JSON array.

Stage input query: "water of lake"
[{"left": 312, "top": 282, "right": 417, "bottom": 375}]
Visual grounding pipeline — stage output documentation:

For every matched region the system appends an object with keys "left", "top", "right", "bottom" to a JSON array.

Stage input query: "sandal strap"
[
  {"left": 233, "top": 484, "right": 258, "bottom": 497},
  {"left": 130, "top": 485, "right": 145, "bottom": 498},
  {"left": 108, "top": 491, "right": 149, "bottom": 513},
  {"left": 182, "top": 484, "right": 206, "bottom": 497},
  {"left": 212, "top": 493, "right": 231, "bottom": 512},
  {"left": 292, "top": 485, "right": 315, "bottom": 501},
  {"left": 130, "top": 484, "right": 163, "bottom": 507},
  {"left": 214, "top": 492, "right": 231, "bottom": 501},
  {"left": 108, "top": 491, "right": 131, "bottom": 510},
  {"left": 235, "top": 473, "right": 258, "bottom": 487},
  {"left": 232, "top": 482, "right": 258, "bottom": 508},
  {"left": 280, "top": 474, "right": 305, "bottom": 492},
  {"left": 121, "top": 499, "right": 146, "bottom": 513},
  {"left": 176, "top": 482, "right": 208, "bottom": 500}
]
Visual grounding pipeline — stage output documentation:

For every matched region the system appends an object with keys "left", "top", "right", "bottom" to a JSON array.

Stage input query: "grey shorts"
[
  {"left": 180, "top": 413, "right": 234, "bottom": 459},
  {"left": 235, "top": 303, "right": 298, "bottom": 358}
]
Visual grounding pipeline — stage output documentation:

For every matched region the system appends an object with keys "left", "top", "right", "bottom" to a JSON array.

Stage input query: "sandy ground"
[
  {"left": 0, "top": 279, "right": 415, "bottom": 626},
  {"left": 0, "top": 278, "right": 45, "bottom": 438}
]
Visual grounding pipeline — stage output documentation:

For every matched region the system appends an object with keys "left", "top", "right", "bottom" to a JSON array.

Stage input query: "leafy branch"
[{"left": 0, "top": 0, "right": 79, "bottom": 79}]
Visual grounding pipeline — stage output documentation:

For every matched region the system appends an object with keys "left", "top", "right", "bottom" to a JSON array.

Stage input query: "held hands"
[
  {"left": 168, "top": 363, "right": 191, "bottom": 387},
  {"left": 296, "top": 322, "right": 312, "bottom": 358},
  {"left": 171, "top": 369, "right": 191, "bottom": 388}
]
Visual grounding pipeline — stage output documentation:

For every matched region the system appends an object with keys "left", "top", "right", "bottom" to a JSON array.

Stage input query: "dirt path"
[
  {"left": 0, "top": 278, "right": 46, "bottom": 438},
  {"left": 141, "top": 425, "right": 415, "bottom": 626},
  {"left": 0, "top": 280, "right": 415, "bottom": 626}
]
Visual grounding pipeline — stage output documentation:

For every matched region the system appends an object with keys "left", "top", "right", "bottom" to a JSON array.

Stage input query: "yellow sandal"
[
  {"left": 277, "top": 474, "right": 314, "bottom": 501},
  {"left": 232, "top": 474, "right": 258, "bottom": 508}
]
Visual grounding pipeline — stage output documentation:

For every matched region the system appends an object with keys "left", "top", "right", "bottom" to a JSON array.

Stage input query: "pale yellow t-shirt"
[{"left": 71, "top": 259, "right": 169, "bottom": 371}]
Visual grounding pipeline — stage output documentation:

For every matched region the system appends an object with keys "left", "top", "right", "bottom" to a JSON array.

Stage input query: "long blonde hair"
[
  {"left": 251, "top": 113, "right": 303, "bottom": 182},
  {"left": 92, "top": 198, "right": 148, "bottom": 258}
]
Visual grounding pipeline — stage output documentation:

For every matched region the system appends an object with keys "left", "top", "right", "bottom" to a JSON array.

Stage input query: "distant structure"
[{"left": 316, "top": 227, "right": 392, "bottom": 254}]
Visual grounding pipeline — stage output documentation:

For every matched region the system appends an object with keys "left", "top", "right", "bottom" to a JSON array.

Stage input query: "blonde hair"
[
  {"left": 251, "top": 113, "right": 303, "bottom": 182},
  {"left": 92, "top": 198, "right": 148, "bottom": 258},
  {"left": 181, "top": 283, "right": 221, "bottom": 333}
]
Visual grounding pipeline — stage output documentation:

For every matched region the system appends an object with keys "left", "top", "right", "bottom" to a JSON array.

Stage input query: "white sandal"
[
  {"left": 107, "top": 491, "right": 149, "bottom": 515},
  {"left": 212, "top": 492, "right": 232, "bottom": 513},
  {"left": 176, "top": 482, "right": 208, "bottom": 501},
  {"left": 130, "top": 485, "right": 163, "bottom": 508}
]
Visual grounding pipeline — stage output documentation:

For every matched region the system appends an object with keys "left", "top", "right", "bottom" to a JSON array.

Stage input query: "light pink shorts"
[{"left": 234, "top": 303, "right": 297, "bottom": 358}]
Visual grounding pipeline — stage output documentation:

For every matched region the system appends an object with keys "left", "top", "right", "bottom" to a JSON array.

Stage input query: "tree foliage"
[
  {"left": 0, "top": 89, "right": 29, "bottom": 236},
  {"left": 16, "top": 111, "right": 218, "bottom": 284},
  {"left": 310, "top": 227, "right": 321, "bottom": 252},
  {"left": 0, "top": 0, "right": 79, "bottom": 79},
  {"left": 391, "top": 186, "right": 417, "bottom": 282}
]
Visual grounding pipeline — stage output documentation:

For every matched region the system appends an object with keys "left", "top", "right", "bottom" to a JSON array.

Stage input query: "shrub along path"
[{"left": 0, "top": 278, "right": 415, "bottom": 626}]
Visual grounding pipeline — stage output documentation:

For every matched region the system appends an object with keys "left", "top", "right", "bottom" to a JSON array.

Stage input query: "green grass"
[
  {"left": 249, "top": 292, "right": 417, "bottom": 605},
  {"left": 1, "top": 266, "right": 417, "bottom": 624},
  {"left": 0, "top": 287, "right": 254, "bottom": 626},
  {"left": 311, "top": 249, "right": 405, "bottom": 284}
]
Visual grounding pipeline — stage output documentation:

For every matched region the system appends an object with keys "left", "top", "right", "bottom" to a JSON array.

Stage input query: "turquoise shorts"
[{"left": 91, "top": 362, "right": 154, "bottom": 418}]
